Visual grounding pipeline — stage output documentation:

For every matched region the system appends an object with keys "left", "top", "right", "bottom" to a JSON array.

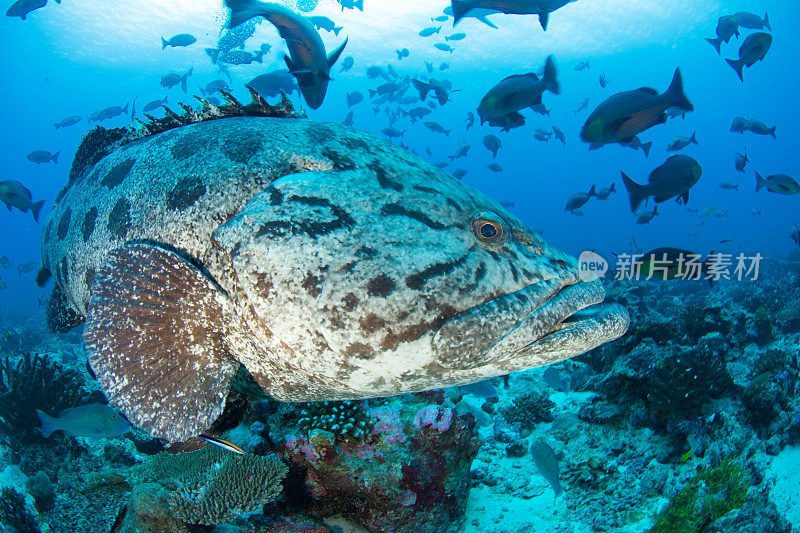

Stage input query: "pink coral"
[
  {"left": 370, "top": 405, "right": 407, "bottom": 444},
  {"left": 413, "top": 406, "right": 453, "bottom": 432}
]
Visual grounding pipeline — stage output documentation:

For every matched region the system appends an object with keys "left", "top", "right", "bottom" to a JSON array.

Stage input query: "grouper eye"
[{"left": 471, "top": 214, "right": 506, "bottom": 245}]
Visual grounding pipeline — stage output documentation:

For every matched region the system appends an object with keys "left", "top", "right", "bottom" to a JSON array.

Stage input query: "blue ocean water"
[{"left": 0, "top": 1, "right": 798, "bottom": 532}]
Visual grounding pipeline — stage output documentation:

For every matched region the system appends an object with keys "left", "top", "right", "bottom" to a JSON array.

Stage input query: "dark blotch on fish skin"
[
  {"left": 475, "top": 262, "right": 487, "bottom": 284},
  {"left": 269, "top": 188, "right": 283, "bottom": 206},
  {"left": 359, "top": 313, "right": 386, "bottom": 334},
  {"left": 340, "top": 260, "right": 357, "bottom": 273},
  {"left": 288, "top": 195, "right": 356, "bottom": 237},
  {"left": 446, "top": 198, "right": 461, "bottom": 212},
  {"left": 302, "top": 272, "right": 322, "bottom": 298},
  {"left": 82, "top": 207, "right": 98, "bottom": 242},
  {"left": 107, "top": 198, "right": 131, "bottom": 239},
  {"left": 101, "top": 159, "right": 135, "bottom": 188},
  {"left": 84, "top": 267, "right": 96, "bottom": 291},
  {"left": 255, "top": 220, "right": 293, "bottom": 239},
  {"left": 255, "top": 273, "right": 273, "bottom": 299},
  {"left": 379, "top": 305, "right": 460, "bottom": 351},
  {"left": 167, "top": 175, "right": 206, "bottom": 210},
  {"left": 405, "top": 254, "right": 468, "bottom": 291},
  {"left": 57, "top": 208, "right": 72, "bottom": 240},
  {"left": 366, "top": 273, "right": 395, "bottom": 297},
  {"left": 222, "top": 136, "right": 263, "bottom": 164},
  {"left": 151, "top": 129, "right": 179, "bottom": 147},
  {"left": 344, "top": 341, "right": 376, "bottom": 359},
  {"left": 171, "top": 131, "right": 206, "bottom": 160},
  {"left": 521, "top": 267, "right": 536, "bottom": 280},
  {"left": 342, "top": 292, "right": 359, "bottom": 311},
  {"left": 230, "top": 242, "right": 241, "bottom": 258},
  {"left": 342, "top": 136, "right": 370, "bottom": 152},
  {"left": 368, "top": 161, "right": 403, "bottom": 192},
  {"left": 508, "top": 261, "right": 519, "bottom": 283},
  {"left": 306, "top": 123, "right": 336, "bottom": 146},
  {"left": 381, "top": 203, "right": 446, "bottom": 230},
  {"left": 357, "top": 246, "right": 378, "bottom": 259},
  {"left": 413, "top": 184, "right": 441, "bottom": 195},
  {"left": 322, "top": 148, "right": 356, "bottom": 171}
]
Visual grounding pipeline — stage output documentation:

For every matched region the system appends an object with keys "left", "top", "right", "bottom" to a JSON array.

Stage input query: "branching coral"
[
  {"left": 501, "top": 391, "right": 555, "bottom": 430},
  {"left": 134, "top": 445, "right": 288, "bottom": 526},
  {"left": 296, "top": 400, "right": 374, "bottom": 442},
  {"left": 644, "top": 348, "right": 735, "bottom": 424},
  {"left": 0, "top": 353, "right": 88, "bottom": 435}
]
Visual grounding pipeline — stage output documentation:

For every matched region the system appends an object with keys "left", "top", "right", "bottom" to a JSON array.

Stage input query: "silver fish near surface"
[
  {"left": 88, "top": 103, "right": 129, "bottom": 122},
  {"left": 41, "top": 101, "right": 628, "bottom": 443}
]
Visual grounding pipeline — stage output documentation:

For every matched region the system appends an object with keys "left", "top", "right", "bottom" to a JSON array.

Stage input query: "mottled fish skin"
[{"left": 42, "top": 115, "right": 628, "bottom": 441}]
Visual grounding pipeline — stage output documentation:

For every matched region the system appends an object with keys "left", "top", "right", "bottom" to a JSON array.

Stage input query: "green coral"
[
  {"left": 296, "top": 400, "right": 374, "bottom": 441},
  {"left": 648, "top": 460, "right": 750, "bottom": 533},
  {"left": 134, "top": 445, "right": 288, "bottom": 526}
]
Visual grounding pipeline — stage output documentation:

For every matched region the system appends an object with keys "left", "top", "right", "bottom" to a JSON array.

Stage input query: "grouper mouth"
[{"left": 433, "top": 278, "right": 629, "bottom": 370}]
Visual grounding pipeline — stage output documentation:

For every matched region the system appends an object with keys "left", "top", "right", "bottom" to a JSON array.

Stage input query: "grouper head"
[{"left": 213, "top": 166, "right": 629, "bottom": 401}]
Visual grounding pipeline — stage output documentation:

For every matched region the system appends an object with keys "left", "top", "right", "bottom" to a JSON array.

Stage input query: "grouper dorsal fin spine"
[{"left": 83, "top": 243, "right": 239, "bottom": 443}]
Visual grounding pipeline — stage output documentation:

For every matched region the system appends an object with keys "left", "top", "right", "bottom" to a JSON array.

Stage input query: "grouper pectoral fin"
[{"left": 83, "top": 243, "right": 240, "bottom": 443}]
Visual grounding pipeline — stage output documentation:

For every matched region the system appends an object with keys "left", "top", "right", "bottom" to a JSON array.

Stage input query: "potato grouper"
[{"left": 39, "top": 89, "right": 629, "bottom": 443}]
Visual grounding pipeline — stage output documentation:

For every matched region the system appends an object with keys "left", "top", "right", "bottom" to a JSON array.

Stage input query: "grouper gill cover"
[{"left": 1, "top": 1, "right": 798, "bottom": 532}]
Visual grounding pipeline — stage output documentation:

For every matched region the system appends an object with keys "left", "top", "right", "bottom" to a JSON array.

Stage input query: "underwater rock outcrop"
[{"left": 281, "top": 398, "right": 480, "bottom": 533}]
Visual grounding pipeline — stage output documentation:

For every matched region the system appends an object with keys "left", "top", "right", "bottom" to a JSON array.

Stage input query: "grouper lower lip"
[
  {"left": 483, "top": 280, "right": 608, "bottom": 360},
  {"left": 492, "top": 292, "right": 630, "bottom": 369}
]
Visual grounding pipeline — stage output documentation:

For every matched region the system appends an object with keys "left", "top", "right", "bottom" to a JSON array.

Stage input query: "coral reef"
[
  {"left": 0, "top": 353, "right": 88, "bottom": 437},
  {"left": 501, "top": 391, "right": 555, "bottom": 432},
  {"left": 281, "top": 398, "right": 480, "bottom": 532},
  {"left": 0, "top": 487, "right": 40, "bottom": 533},
  {"left": 0, "top": 262, "right": 798, "bottom": 532},
  {"left": 295, "top": 400, "right": 375, "bottom": 441},
  {"left": 133, "top": 445, "right": 288, "bottom": 526},
  {"left": 648, "top": 459, "right": 750, "bottom": 533},
  {"left": 167, "top": 452, "right": 287, "bottom": 525}
]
